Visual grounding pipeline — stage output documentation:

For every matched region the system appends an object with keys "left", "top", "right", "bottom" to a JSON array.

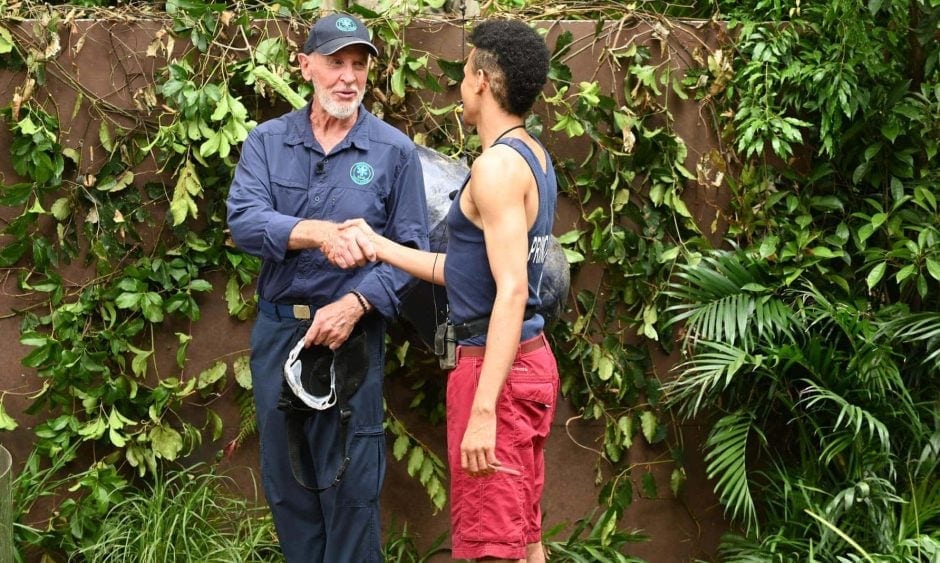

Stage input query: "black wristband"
[{"left": 350, "top": 290, "right": 369, "bottom": 315}]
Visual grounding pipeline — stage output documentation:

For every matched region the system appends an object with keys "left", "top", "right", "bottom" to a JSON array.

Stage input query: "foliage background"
[{"left": 0, "top": 0, "right": 937, "bottom": 561}]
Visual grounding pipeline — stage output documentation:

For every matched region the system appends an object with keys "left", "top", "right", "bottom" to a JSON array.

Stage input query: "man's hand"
[
  {"left": 304, "top": 294, "right": 362, "bottom": 350},
  {"left": 460, "top": 408, "right": 499, "bottom": 477},
  {"left": 321, "top": 219, "right": 377, "bottom": 268}
]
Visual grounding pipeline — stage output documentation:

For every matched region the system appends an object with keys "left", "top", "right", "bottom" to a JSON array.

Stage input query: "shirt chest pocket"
[
  {"left": 270, "top": 174, "right": 309, "bottom": 217},
  {"left": 328, "top": 185, "right": 386, "bottom": 223}
]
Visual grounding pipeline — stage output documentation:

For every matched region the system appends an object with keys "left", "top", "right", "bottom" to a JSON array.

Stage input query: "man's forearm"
[{"left": 288, "top": 219, "right": 335, "bottom": 250}]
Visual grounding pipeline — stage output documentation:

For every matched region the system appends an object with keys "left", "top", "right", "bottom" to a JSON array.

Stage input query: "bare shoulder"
[{"left": 470, "top": 144, "right": 528, "bottom": 184}]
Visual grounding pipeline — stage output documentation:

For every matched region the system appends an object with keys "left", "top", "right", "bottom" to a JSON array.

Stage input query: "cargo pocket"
[
  {"left": 458, "top": 472, "right": 526, "bottom": 543},
  {"left": 509, "top": 380, "right": 555, "bottom": 407},
  {"left": 509, "top": 380, "right": 555, "bottom": 438},
  {"left": 339, "top": 424, "right": 386, "bottom": 507}
]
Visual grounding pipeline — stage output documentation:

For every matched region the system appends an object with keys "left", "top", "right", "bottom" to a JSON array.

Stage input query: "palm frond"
[
  {"left": 877, "top": 311, "right": 940, "bottom": 367},
  {"left": 665, "top": 340, "right": 758, "bottom": 417},
  {"left": 716, "top": 531, "right": 810, "bottom": 562},
  {"left": 846, "top": 345, "right": 907, "bottom": 400},
  {"left": 665, "top": 251, "right": 797, "bottom": 348},
  {"left": 797, "top": 380, "right": 891, "bottom": 461},
  {"left": 900, "top": 433, "right": 940, "bottom": 543},
  {"left": 704, "top": 411, "right": 760, "bottom": 533}
]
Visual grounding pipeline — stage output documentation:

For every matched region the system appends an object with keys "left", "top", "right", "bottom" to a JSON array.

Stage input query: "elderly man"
[{"left": 226, "top": 12, "right": 428, "bottom": 562}]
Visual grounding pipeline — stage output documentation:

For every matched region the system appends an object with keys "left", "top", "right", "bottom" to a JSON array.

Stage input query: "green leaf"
[
  {"left": 0, "top": 400, "right": 19, "bottom": 431},
  {"left": 895, "top": 264, "right": 916, "bottom": 283},
  {"left": 188, "top": 279, "right": 212, "bottom": 292},
  {"left": 109, "top": 427, "right": 127, "bottom": 448},
  {"left": 391, "top": 67, "right": 406, "bottom": 99},
  {"left": 207, "top": 410, "right": 223, "bottom": 441},
  {"left": 437, "top": 58, "right": 464, "bottom": 82},
  {"left": 659, "top": 246, "right": 680, "bottom": 263},
  {"left": 759, "top": 236, "right": 778, "bottom": 258},
  {"left": 97, "top": 171, "right": 135, "bottom": 193},
  {"left": 115, "top": 292, "right": 141, "bottom": 309},
  {"left": 233, "top": 355, "right": 252, "bottom": 389},
  {"left": 251, "top": 65, "right": 306, "bottom": 109},
  {"left": 199, "top": 133, "right": 222, "bottom": 158},
  {"left": 556, "top": 229, "right": 582, "bottom": 245},
  {"left": 617, "top": 415, "right": 634, "bottom": 448},
  {"left": 925, "top": 258, "right": 940, "bottom": 281},
  {"left": 809, "top": 246, "right": 839, "bottom": 259},
  {"left": 150, "top": 424, "right": 183, "bottom": 461},
  {"left": 640, "top": 411, "right": 658, "bottom": 443},
  {"left": 407, "top": 446, "right": 424, "bottom": 475},
  {"left": 78, "top": 417, "right": 106, "bottom": 439},
  {"left": 196, "top": 361, "right": 227, "bottom": 390},
  {"left": 866, "top": 261, "right": 887, "bottom": 290},
  {"left": 0, "top": 25, "right": 14, "bottom": 54},
  {"left": 670, "top": 467, "right": 686, "bottom": 496},
  {"left": 50, "top": 198, "right": 70, "bottom": 221},
  {"left": 597, "top": 355, "right": 614, "bottom": 381},
  {"left": 392, "top": 434, "right": 409, "bottom": 460},
  {"left": 129, "top": 345, "right": 153, "bottom": 378},
  {"left": 170, "top": 160, "right": 202, "bottom": 226},
  {"left": 99, "top": 121, "right": 113, "bottom": 152},
  {"left": 563, "top": 248, "right": 585, "bottom": 264}
]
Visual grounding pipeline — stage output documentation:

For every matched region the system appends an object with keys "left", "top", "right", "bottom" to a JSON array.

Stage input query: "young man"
[
  {"left": 332, "top": 19, "right": 558, "bottom": 563},
  {"left": 226, "top": 12, "right": 428, "bottom": 562}
]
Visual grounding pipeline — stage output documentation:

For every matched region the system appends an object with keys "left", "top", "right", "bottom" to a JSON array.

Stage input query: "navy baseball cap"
[{"left": 303, "top": 13, "right": 379, "bottom": 57}]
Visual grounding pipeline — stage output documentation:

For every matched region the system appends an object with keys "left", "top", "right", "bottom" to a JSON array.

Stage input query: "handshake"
[{"left": 321, "top": 219, "right": 382, "bottom": 269}]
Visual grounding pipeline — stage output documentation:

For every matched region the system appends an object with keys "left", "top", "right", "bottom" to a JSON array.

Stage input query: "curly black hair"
[{"left": 468, "top": 19, "right": 550, "bottom": 117}]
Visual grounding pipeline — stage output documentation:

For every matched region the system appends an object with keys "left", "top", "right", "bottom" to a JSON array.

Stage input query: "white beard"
[{"left": 317, "top": 88, "right": 365, "bottom": 119}]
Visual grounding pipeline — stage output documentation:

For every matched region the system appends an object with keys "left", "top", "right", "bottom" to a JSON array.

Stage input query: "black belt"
[
  {"left": 451, "top": 306, "right": 537, "bottom": 341},
  {"left": 258, "top": 299, "right": 314, "bottom": 320}
]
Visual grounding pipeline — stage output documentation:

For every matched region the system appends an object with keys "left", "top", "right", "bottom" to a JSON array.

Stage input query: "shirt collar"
[{"left": 284, "top": 101, "right": 373, "bottom": 152}]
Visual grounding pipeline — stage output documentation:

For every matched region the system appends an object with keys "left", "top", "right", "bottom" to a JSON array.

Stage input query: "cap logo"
[
  {"left": 335, "top": 17, "right": 358, "bottom": 32},
  {"left": 350, "top": 162, "right": 374, "bottom": 185}
]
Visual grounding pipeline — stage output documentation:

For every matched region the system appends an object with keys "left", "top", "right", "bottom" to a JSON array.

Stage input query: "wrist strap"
[{"left": 350, "top": 290, "right": 369, "bottom": 315}]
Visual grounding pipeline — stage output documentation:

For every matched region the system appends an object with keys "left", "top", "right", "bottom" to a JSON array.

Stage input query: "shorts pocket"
[
  {"left": 456, "top": 474, "right": 526, "bottom": 543},
  {"left": 507, "top": 380, "right": 556, "bottom": 442},
  {"left": 509, "top": 381, "right": 555, "bottom": 407}
]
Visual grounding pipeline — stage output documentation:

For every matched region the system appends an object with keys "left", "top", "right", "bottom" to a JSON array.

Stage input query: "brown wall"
[{"left": 0, "top": 16, "right": 729, "bottom": 561}]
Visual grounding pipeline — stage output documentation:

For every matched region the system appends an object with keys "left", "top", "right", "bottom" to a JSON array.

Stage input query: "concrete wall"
[{"left": 0, "top": 15, "right": 729, "bottom": 561}]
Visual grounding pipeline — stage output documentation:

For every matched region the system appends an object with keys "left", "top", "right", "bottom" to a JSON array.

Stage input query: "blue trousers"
[{"left": 249, "top": 308, "right": 387, "bottom": 563}]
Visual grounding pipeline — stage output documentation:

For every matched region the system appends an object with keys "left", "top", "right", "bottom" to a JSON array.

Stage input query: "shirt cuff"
[{"left": 262, "top": 215, "right": 303, "bottom": 262}]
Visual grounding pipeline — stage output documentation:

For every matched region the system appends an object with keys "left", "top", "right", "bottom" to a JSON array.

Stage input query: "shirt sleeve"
[
  {"left": 226, "top": 128, "right": 301, "bottom": 262},
  {"left": 355, "top": 147, "right": 429, "bottom": 320}
]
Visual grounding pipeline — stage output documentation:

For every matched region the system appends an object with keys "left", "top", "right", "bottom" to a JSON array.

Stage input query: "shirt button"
[{"left": 314, "top": 196, "right": 321, "bottom": 202}]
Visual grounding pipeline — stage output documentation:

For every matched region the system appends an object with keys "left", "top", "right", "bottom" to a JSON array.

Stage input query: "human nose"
[{"left": 339, "top": 64, "right": 357, "bottom": 83}]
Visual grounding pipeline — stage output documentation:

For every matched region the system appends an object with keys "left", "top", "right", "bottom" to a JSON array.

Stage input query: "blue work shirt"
[{"left": 227, "top": 103, "right": 429, "bottom": 319}]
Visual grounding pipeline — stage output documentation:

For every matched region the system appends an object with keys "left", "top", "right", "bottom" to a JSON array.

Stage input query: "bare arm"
[
  {"left": 458, "top": 145, "right": 534, "bottom": 475},
  {"left": 333, "top": 219, "right": 447, "bottom": 286}
]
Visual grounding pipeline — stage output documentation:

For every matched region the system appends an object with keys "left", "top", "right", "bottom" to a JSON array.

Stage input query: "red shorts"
[{"left": 446, "top": 333, "right": 559, "bottom": 560}]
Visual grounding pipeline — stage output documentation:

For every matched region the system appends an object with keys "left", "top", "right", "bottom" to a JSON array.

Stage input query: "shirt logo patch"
[
  {"left": 336, "top": 17, "right": 357, "bottom": 32},
  {"left": 350, "top": 162, "right": 374, "bottom": 185}
]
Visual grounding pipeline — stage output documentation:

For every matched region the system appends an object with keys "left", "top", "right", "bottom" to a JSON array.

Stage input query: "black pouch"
[
  {"left": 278, "top": 322, "right": 371, "bottom": 492},
  {"left": 279, "top": 322, "right": 369, "bottom": 412},
  {"left": 434, "top": 321, "right": 457, "bottom": 370}
]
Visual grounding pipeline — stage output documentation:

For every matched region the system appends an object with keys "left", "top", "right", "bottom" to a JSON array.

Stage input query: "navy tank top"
[{"left": 443, "top": 136, "right": 557, "bottom": 345}]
